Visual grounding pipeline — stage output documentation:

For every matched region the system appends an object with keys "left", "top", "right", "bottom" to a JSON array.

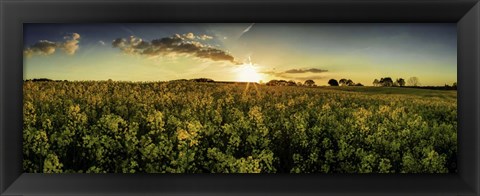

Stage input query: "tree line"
[
  {"left": 264, "top": 76, "right": 456, "bottom": 90},
  {"left": 265, "top": 78, "right": 365, "bottom": 87},
  {"left": 328, "top": 77, "right": 408, "bottom": 87},
  {"left": 371, "top": 77, "right": 408, "bottom": 87}
]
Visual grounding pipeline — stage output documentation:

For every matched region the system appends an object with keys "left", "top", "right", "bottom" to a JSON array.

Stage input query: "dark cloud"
[
  {"left": 24, "top": 33, "right": 81, "bottom": 57},
  {"left": 284, "top": 68, "right": 328, "bottom": 74},
  {"left": 112, "top": 33, "right": 239, "bottom": 64},
  {"left": 289, "top": 75, "right": 326, "bottom": 80},
  {"left": 24, "top": 40, "right": 57, "bottom": 56},
  {"left": 112, "top": 36, "right": 151, "bottom": 55},
  {"left": 261, "top": 68, "right": 328, "bottom": 81}
]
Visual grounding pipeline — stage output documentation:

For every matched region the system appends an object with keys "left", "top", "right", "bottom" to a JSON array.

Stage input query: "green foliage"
[{"left": 23, "top": 81, "right": 457, "bottom": 173}]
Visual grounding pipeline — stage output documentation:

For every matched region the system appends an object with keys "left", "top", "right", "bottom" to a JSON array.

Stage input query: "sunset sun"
[{"left": 237, "top": 64, "right": 262, "bottom": 83}]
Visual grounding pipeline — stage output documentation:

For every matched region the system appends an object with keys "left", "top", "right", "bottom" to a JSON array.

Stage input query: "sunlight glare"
[{"left": 237, "top": 64, "right": 262, "bottom": 83}]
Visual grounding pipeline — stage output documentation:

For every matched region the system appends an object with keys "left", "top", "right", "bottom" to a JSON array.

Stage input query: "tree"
[
  {"left": 278, "top": 80, "right": 288, "bottom": 86},
  {"left": 304, "top": 80, "right": 315, "bottom": 87},
  {"left": 266, "top": 80, "right": 278, "bottom": 86},
  {"left": 287, "top": 80, "right": 297, "bottom": 86},
  {"left": 192, "top": 78, "right": 214, "bottom": 83},
  {"left": 355, "top": 83, "right": 364, "bottom": 86},
  {"left": 328, "top": 79, "right": 339, "bottom": 86},
  {"left": 346, "top": 79, "right": 354, "bottom": 86},
  {"left": 407, "top": 77, "right": 420, "bottom": 86},
  {"left": 339, "top": 78, "right": 348, "bottom": 86},
  {"left": 373, "top": 79, "right": 380, "bottom": 87},
  {"left": 396, "top": 78, "right": 406, "bottom": 87},
  {"left": 380, "top": 77, "right": 393, "bottom": 87}
]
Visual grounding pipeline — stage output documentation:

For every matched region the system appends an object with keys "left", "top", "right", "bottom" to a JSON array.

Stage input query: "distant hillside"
[{"left": 25, "top": 78, "right": 68, "bottom": 82}]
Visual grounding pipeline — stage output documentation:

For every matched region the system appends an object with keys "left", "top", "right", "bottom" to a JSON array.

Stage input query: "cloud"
[
  {"left": 24, "top": 40, "right": 57, "bottom": 57},
  {"left": 112, "top": 33, "right": 240, "bottom": 64},
  {"left": 112, "top": 36, "right": 150, "bottom": 55},
  {"left": 284, "top": 68, "right": 328, "bottom": 74},
  {"left": 24, "top": 33, "right": 81, "bottom": 57},
  {"left": 61, "top": 33, "right": 81, "bottom": 55},
  {"left": 98, "top": 40, "right": 106, "bottom": 46},
  {"left": 181, "top": 33, "right": 212, "bottom": 40},
  {"left": 288, "top": 75, "right": 327, "bottom": 80},
  {"left": 242, "top": 23, "right": 254, "bottom": 34},
  {"left": 199, "top": 34, "right": 213, "bottom": 40},
  {"left": 261, "top": 68, "right": 328, "bottom": 81},
  {"left": 185, "top": 32, "right": 195, "bottom": 39},
  {"left": 175, "top": 33, "right": 214, "bottom": 41},
  {"left": 239, "top": 23, "right": 255, "bottom": 39}
]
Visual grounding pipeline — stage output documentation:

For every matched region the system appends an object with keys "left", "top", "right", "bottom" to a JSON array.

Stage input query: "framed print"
[
  {"left": 1, "top": 0, "right": 479, "bottom": 195},
  {"left": 21, "top": 22, "right": 459, "bottom": 175}
]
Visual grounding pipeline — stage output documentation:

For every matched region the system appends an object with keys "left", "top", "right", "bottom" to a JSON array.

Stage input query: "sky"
[{"left": 23, "top": 23, "right": 457, "bottom": 86}]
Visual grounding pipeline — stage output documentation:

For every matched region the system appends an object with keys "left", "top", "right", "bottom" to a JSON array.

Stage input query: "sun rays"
[{"left": 236, "top": 64, "right": 262, "bottom": 83}]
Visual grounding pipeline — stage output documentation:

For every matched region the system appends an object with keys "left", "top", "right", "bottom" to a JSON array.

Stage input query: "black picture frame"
[{"left": 1, "top": 0, "right": 479, "bottom": 195}]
